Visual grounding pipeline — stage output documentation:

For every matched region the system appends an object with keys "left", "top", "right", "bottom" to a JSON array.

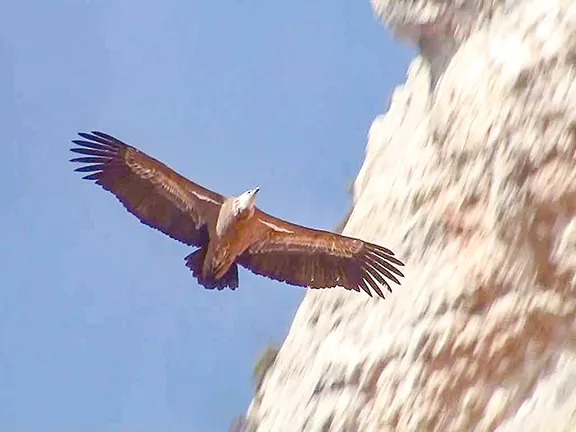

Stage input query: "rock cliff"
[{"left": 247, "top": 0, "right": 576, "bottom": 430}]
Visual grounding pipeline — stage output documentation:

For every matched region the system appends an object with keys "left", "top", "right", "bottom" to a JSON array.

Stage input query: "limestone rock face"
[{"left": 247, "top": 0, "right": 576, "bottom": 430}]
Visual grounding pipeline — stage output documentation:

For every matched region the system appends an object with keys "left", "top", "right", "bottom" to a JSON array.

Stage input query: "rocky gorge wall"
[{"left": 247, "top": 0, "right": 576, "bottom": 430}]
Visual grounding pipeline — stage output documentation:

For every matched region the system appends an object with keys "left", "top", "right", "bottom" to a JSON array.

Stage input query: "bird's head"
[{"left": 233, "top": 187, "right": 260, "bottom": 215}]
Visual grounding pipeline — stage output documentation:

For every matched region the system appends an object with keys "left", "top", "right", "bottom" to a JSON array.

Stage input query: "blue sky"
[{"left": 0, "top": 1, "right": 412, "bottom": 431}]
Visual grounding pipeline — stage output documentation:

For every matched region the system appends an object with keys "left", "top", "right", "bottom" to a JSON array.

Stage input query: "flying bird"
[{"left": 70, "top": 131, "right": 405, "bottom": 298}]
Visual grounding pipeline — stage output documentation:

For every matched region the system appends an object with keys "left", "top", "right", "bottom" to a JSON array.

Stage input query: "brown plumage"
[{"left": 70, "top": 131, "right": 405, "bottom": 298}]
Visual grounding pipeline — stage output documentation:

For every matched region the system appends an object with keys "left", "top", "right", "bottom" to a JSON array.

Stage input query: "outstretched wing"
[
  {"left": 237, "top": 209, "right": 404, "bottom": 298},
  {"left": 70, "top": 131, "right": 224, "bottom": 247}
]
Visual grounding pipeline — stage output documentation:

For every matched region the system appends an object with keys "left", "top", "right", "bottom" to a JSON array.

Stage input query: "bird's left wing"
[{"left": 237, "top": 209, "right": 404, "bottom": 298}]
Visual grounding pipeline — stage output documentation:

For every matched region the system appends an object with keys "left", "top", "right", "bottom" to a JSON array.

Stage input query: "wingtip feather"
[
  {"left": 77, "top": 132, "right": 95, "bottom": 140},
  {"left": 81, "top": 172, "right": 100, "bottom": 180}
]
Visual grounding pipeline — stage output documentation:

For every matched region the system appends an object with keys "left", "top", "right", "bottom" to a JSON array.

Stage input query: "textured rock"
[
  {"left": 228, "top": 415, "right": 252, "bottom": 432},
  {"left": 247, "top": 0, "right": 576, "bottom": 430}
]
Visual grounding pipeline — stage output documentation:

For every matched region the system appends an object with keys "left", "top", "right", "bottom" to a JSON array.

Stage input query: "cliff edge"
[{"left": 247, "top": 0, "right": 576, "bottom": 430}]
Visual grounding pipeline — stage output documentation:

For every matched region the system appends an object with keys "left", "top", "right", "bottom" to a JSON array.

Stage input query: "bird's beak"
[{"left": 253, "top": 187, "right": 260, "bottom": 194}]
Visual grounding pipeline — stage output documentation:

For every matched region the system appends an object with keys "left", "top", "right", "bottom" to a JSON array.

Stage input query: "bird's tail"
[{"left": 184, "top": 248, "right": 239, "bottom": 290}]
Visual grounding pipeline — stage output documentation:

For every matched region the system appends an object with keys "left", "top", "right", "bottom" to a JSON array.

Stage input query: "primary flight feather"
[{"left": 70, "top": 131, "right": 405, "bottom": 298}]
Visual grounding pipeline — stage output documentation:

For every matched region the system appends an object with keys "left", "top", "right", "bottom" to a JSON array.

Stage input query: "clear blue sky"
[{"left": 0, "top": 1, "right": 412, "bottom": 431}]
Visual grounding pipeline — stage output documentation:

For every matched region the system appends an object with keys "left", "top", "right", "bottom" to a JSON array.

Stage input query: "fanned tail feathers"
[{"left": 184, "top": 248, "right": 239, "bottom": 290}]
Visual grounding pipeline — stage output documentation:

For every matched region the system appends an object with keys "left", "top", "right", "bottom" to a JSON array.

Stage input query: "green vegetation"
[{"left": 252, "top": 344, "right": 280, "bottom": 391}]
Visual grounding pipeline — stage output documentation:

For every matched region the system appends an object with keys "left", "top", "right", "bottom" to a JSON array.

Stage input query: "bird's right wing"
[
  {"left": 70, "top": 131, "right": 224, "bottom": 247},
  {"left": 238, "top": 209, "right": 404, "bottom": 298}
]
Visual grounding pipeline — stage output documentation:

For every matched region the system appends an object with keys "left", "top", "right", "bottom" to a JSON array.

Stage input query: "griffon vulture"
[{"left": 70, "top": 131, "right": 404, "bottom": 298}]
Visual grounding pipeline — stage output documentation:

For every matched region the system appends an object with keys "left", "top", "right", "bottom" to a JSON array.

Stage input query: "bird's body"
[
  {"left": 194, "top": 194, "right": 258, "bottom": 288},
  {"left": 70, "top": 131, "right": 405, "bottom": 298}
]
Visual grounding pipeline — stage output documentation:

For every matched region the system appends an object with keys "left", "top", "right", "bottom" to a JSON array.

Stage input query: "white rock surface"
[{"left": 247, "top": 0, "right": 576, "bottom": 430}]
